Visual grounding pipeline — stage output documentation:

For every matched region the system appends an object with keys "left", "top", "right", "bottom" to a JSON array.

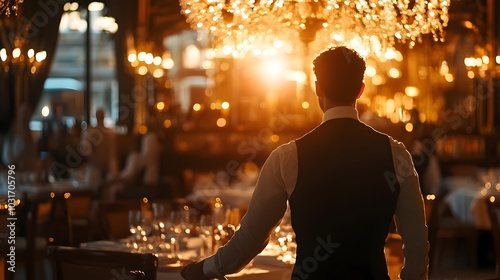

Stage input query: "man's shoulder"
[{"left": 272, "top": 141, "right": 297, "bottom": 157}]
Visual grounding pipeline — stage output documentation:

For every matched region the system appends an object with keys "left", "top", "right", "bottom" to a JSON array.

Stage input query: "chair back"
[
  {"left": 98, "top": 199, "right": 143, "bottom": 240},
  {"left": 47, "top": 246, "right": 158, "bottom": 280},
  {"left": 64, "top": 190, "right": 94, "bottom": 245},
  {"left": 65, "top": 190, "right": 94, "bottom": 221}
]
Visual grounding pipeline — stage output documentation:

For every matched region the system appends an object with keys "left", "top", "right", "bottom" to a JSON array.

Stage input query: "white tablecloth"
[{"left": 443, "top": 176, "right": 499, "bottom": 230}]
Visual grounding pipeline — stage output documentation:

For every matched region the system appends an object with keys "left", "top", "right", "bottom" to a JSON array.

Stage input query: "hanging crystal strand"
[{"left": 11, "top": 3, "right": 17, "bottom": 16}]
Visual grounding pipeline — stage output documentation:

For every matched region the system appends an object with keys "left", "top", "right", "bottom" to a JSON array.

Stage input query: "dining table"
[
  {"left": 80, "top": 238, "right": 294, "bottom": 280},
  {"left": 442, "top": 175, "right": 500, "bottom": 230}
]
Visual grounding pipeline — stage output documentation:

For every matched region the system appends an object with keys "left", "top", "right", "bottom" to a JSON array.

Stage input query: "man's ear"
[{"left": 356, "top": 83, "right": 365, "bottom": 99}]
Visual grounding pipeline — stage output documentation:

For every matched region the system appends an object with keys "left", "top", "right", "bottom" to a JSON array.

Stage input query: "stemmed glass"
[
  {"left": 163, "top": 210, "right": 184, "bottom": 260},
  {"left": 151, "top": 203, "right": 167, "bottom": 246},
  {"left": 138, "top": 210, "right": 154, "bottom": 251},
  {"left": 197, "top": 214, "right": 213, "bottom": 259},
  {"left": 128, "top": 210, "right": 142, "bottom": 250}
]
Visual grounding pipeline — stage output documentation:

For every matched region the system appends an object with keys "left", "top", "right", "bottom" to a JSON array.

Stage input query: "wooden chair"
[
  {"left": 427, "top": 192, "right": 478, "bottom": 271},
  {"left": 486, "top": 196, "right": 500, "bottom": 277},
  {"left": 63, "top": 190, "right": 94, "bottom": 246},
  {"left": 47, "top": 246, "right": 158, "bottom": 280},
  {"left": 98, "top": 199, "right": 143, "bottom": 240}
]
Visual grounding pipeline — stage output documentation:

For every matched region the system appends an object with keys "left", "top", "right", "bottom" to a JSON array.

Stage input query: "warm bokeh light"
[
  {"left": 221, "top": 101, "right": 230, "bottom": 110},
  {"left": 162, "top": 56, "right": 174, "bottom": 69},
  {"left": 388, "top": 68, "right": 400, "bottom": 78},
  {"left": 145, "top": 53, "right": 154, "bottom": 65},
  {"left": 138, "top": 51, "right": 147, "bottom": 61},
  {"left": 138, "top": 125, "right": 148, "bottom": 134},
  {"left": 163, "top": 119, "right": 172, "bottom": 128},
  {"left": 12, "top": 48, "right": 21, "bottom": 59},
  {"left": 365, "top": 65, "right": 377, "bottom": 77},
  {"left": 156, "top": 102, "right": 165, "bottom": 111},
  {"left": 490, "top": 196, "right": 496, "bottom": 203},
  {"left": 444, "top": 73, "right": 454, "bottom": 82},
  {"left": 482, "top": 55, "right": 489, "bottom": 65},
  {"left": 467, "top": 71, "right": 475, "bottom": 79},
  {"left": 384, "top": 49, "right": 397, "bottom": 60},
  {"left": 27, "top": 49, "right": 35, "bottom": 59},
  {"left": 127, "top": 53, "right": 137, "bottom": 63},
  {"left": 439, "top": 61, "right": 449, "bottom": 76},
  {"left": 372, "top": 75, "right": 383, "bottom": 86},
  {"left": 35, "top": 51, "right": 47, "bottom": 62},
  {"left": 405, "top": 123, "right": 413, "bottom": 132},
  {"left": 193, "top": 103, "right": 201, "bottom": 111},
  {"left": 153, "top": 56, "right": 162, "bottom": 66},
  {"left": 405, "top": 86, "right": 419, "bottom": 97},
  {"left": 138, "top": 66, "right": 148, "bottom": 75},
  {"left": 88, "top": 2, "right": 104, "bottom": 11},
  {"left": 301, "top": 101, "right": 310, "bottom": 109},
  {"left": 202, "top": 60, "right": 214, "bottom": 70},
  {"left": 271, "top": 134, "right": 280, "bottom": 143},
  {"left": 0, "top": 48, "right": 7, "bottom": 61},
  {"left": 153, "top": 68, "right": 164, "bottom": 78},
  {"left": 216, "top": 118, "right": 227, "bottom": 127}
]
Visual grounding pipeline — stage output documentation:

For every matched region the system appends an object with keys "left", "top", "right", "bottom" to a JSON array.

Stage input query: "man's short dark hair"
[{"left": 313, "top": 46, "right": 366, "bottom": 104}]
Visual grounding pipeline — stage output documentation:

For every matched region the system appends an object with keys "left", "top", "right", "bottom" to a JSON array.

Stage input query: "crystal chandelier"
[
  {"left": 0, "top": 0, "right": 23, "bottom": 17},
  {"left": 179, "top": 0, "right": 450, "bottom": 60}
]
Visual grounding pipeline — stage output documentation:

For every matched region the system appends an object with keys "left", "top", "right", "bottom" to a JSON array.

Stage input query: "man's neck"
[{"left": 323, "top": 102, "right": 356, "bottom": 112}]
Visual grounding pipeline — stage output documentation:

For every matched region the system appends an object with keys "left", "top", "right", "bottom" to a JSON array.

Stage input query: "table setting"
[
  {"left": 442, "top": 167, "right": 500, "bottom": 230},
  {"left": 80, "top": 197, "right": 295, "bottom": 279}
]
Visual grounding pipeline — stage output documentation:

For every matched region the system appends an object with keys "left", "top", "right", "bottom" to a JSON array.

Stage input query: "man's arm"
[
  {"left": 390, "top": 137, "right": 429, "bottom": 280},
  {"left": 202, "top": 147, "right": 290, "bottom": 278}
]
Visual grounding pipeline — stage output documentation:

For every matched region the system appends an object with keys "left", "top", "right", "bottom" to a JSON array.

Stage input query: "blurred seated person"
[
  {"left": 113, "top": 113, "right": 165, "bottom": 200},
  {"left": 81, "top": 108, "right": 119, "bottom": 197},
  {"left": 120, "top": 115, "right": 161, "bottom": 186},
  {"left": 38, "top": 100, "right": 70, "bottom": 179},
  {"left": 1, "top": 104, "right": 41, "bottom": 182},
  {"left": 408, "top": 109, "right": 442, "bottom": 196}
]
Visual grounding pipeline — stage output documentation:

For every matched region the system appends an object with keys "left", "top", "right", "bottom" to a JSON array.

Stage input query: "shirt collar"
[{"left": 322, "top": 106, "right": 359, "bottom": 123}]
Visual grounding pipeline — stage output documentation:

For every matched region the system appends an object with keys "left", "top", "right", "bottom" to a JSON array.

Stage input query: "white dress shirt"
[{"left": 203, "top": 106, "right": 429, "bottom": 280}]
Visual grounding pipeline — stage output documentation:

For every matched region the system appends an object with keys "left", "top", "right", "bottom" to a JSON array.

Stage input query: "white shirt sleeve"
[
  {"left": 390, "top": 137, "right": 430, "bottom": 280},
  {"left": 203, "top": 143, "right": 293, "bottom": 278}
]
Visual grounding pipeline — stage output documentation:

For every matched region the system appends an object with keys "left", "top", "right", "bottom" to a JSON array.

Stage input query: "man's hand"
[{"left": 180, "top": 260, "right": 210, "bottom": 280}]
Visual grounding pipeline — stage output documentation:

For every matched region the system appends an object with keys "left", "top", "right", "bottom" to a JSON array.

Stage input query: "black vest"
[{"left": 289, "top": 118, "right": 400, "bottom": 280}]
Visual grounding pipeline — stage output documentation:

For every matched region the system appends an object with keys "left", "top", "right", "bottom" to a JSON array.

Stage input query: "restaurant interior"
[{"left": 0, "top": 0, "right": 500, "bottom": 279}]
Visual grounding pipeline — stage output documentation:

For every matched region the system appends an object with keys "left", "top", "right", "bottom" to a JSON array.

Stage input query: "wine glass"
[
  {"left": 137, "top": 210, "right": 154, "bottom": 251},
  {"left": 197, "top": 214, "right": 213, "bottom": 259},
  {"left": 128, "top": 210, "right": 141, "bottom": 250},
  {"left": 151, "top": 203, "right": 166, "bottom": 245},
  {"left": 162, "top": 210, "right": 186, "bottom": 260}
]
